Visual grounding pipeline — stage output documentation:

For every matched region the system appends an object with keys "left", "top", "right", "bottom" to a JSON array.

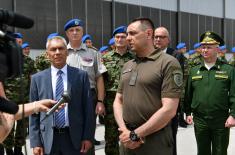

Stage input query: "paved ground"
[{"left": 18, "top": 124, "right": 235, "bottom": 155}]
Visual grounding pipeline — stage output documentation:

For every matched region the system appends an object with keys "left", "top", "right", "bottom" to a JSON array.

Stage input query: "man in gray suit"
[{"left": 29, "top": 35, "right": 95, "bottom": 155}]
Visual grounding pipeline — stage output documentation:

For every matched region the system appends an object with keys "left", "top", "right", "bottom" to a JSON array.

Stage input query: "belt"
[{"left": 53, "top": 127, "right": 69, "bottom": 134}]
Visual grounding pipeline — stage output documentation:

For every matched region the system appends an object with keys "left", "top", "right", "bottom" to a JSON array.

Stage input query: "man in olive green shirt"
[
  {"left": 184, "top": 31, "right": 235, "bottom": 155},
  {"left": 113, "top": 17, "right": 183, "bottom": 155}
]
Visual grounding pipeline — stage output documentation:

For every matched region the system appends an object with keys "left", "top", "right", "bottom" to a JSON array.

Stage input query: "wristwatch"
[{"left": 129, "top": 130, "right": 140, "bottom": 142}]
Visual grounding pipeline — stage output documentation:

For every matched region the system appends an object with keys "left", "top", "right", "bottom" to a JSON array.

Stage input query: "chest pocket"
[
  {"left": 215, "top": 74, "right": 228, "bottom": 80},
  {"left": 192, "top": 75, "right": 203, "bottom": 81},
  {"left": 79, "top": 56, "right": 94, "bottom": 67}
]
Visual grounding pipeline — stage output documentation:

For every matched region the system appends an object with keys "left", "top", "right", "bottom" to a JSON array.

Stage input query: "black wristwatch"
[{"left": 129, "top": 130, "right": 140, "bottom": 141}]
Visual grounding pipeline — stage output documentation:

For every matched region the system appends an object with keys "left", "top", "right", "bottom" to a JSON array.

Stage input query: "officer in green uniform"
[
  {"left": 184, "top": 31, "right": 235, "bottom": 155},
  {"left": 229, "top": 47, "right": 235, "bottom": 67},
  {"left": 218, "top": 45, "right": 228, "bottom": 63},
  {"left": 103, "top": 25, "right": 134, "bottom": 155},
  {"left": 4, "top": 33, "right": 36, "bottom": 155}
]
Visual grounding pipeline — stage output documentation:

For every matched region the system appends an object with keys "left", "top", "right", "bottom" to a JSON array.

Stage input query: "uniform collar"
[
  {"left": 67, "top": 42, "right": 87, "bottom": 51},
  {"left": 199, "top": 59, "right": 222, "bottom": 70},
  {"left": 134, "top": 49, "right": 162, "bottom": 62},
  {"left": 111, "top": 49, "right": 132, "bottom": 56}
]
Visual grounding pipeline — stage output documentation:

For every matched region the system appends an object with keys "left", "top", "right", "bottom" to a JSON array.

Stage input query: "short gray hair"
[{"left": 46, "top": 36, "right": 67, "bottom": 49}]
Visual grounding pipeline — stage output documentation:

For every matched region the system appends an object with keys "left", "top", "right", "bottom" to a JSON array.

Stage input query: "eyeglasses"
[{"left": 154, "top": 36, "right": 167, "bottom": 39}]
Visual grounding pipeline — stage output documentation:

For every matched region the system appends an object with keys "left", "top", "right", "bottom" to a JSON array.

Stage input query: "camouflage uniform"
[
  {"left": 103, "top": 50, "right": 134, "bottom": 155},
  {"left": 34, "top": 52, "right": 50, "bottom": 71},
  {"left": 188, "top": 53, "right": 202, "bottom": 68},
  {"left": 3, "top": 55, "right": 36, "bottom": 153}
]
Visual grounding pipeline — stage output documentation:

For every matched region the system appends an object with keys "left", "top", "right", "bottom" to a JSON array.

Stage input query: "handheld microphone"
[
  {"left": 47, "top": 91, "right": 70, "bottom": 116},
  {"left": 41, "top": 91, "right": 70, "bottom": 122}
]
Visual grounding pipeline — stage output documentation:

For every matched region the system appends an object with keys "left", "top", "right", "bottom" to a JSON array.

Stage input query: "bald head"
[{"left": 154, "top": 27, "right": 170, "bottom": 50}]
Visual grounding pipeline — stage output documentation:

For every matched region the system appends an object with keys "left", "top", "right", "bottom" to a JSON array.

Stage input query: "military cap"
[
  {"left": 200, "top": 31, "right": 224, "bottom": 46},
  {"left": 21, "top": 42, "right": 29, "bottom": 49},
  {"left": 82, "top": 34, "right": 92, "bottom": 43},
  {"left": 112, "top": 26, "right": 127, "bottom": 37},
  {"left": 176, "top": 42, "right": 186, "bottom": 50},
  {"left": 232, "top": 47, "right": 235, "bottom": 53},
  {"left": 47, "top": 32, "right": 59, "bottom": 40},
  {"left": 188, "top": 50, "right": 195, "bottom": 55},
  {"left": 108, "top": 38, "right": 115, "bottom": 46},
  {"left": 64, "top": 19, "right": 83, "bottom": 31},
  {"left": 14, "top": 33, "right": 23, "bottom": 39},
  {"left": 99, "top": 46, "right": 108, "bottom": 53},
  {"left": 219, "top": 45, "right": 226, "bottom": 50},
  {"left": 193, "top": 42, "right": 201, "bottom": 49}
]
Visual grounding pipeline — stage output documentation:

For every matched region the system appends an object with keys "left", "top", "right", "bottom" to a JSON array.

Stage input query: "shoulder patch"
[{"left": 173, "top": 70, "right": 183, "bottom": 87}]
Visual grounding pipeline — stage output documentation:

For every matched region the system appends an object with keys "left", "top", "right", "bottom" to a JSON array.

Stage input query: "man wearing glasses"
[{"left": 154, "top": 27, "right": 175, "bottom": 55}]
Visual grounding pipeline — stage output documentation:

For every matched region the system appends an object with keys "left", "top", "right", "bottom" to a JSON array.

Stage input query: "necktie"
[{"left": 54, "top": 70, "right": 65, "bottom": 128}]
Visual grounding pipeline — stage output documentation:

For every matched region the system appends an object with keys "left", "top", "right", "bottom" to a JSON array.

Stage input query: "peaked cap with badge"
[{"left": 200, "top": 31, "right": 224, "bottom": 46}]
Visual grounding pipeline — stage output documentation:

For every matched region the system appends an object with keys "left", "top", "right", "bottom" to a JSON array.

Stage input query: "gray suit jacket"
[{"left": 29, "top": 65, "right": 95, "bottom": 154}]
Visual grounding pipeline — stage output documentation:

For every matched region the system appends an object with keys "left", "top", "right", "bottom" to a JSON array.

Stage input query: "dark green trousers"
[{"left": 193, "top": 116, "right": 229, "bottom": 155}]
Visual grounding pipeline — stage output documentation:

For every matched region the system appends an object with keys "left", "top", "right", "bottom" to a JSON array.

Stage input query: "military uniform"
[
  {"left": 184, "top": 60, "right": 235, "bottom": 155},
  {"left": 103, "top": 49, "right": 134, "bottom": 155},
  {"left": 188, "top": 53, "right": 202, "bottom": 68},
  {"left": 4, "top": 55, "right": 36, "bottom": 154},
  {"left": 184, "top": 31, "right": 235, "bottom": 155},
  {"left": 118, "top": 50, "right": 183, "bottom": 155}
]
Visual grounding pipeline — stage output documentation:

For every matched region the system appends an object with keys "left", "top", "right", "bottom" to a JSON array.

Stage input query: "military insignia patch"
[{"left": 173, "top": 71, "right": 183, "bottom": 87}]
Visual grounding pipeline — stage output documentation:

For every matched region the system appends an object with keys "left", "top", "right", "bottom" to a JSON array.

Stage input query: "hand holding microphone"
[{"left": 41, "top": 91, "right": 70, "bottom": 122}]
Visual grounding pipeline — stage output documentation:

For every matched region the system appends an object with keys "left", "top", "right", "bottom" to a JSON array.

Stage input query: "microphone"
[
  {"left": 41, "top": 91, "right": 70, "bottom": 122},
  {"left": 0, "top": 9, "right": 34, "bottom": 29},
  {"left": 0, "top": 96, "right": 19, "bottom": 114}
]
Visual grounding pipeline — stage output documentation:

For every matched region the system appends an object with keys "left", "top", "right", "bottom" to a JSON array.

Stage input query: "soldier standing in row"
[
  {"left": 103, "top": 26, "right": 134, "bottom": 155},
  {"left": 4, "top": 33, "right": 36, "bottom": 155},
  {"left": 218, "top": 45, "right": 228, "bottom": 63}
]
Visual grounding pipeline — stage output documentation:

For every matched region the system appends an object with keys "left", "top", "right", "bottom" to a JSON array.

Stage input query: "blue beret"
[
  {"left": 219, "top": 45, "right": 226, "bottom": 50},
  {"left": 231, "top": 47, "right": 235, "bottom": 53},
  {"left": 14, "top": 33, "right": 23, "bottom": 39},
  {"left": 193, "top": 43, "right": 201, "bottom": 49},
  {"left": 47, "top": 32, "right": 59, "bottom": 40},
  {"left": 188, "top": 50, "right": 195, "bottom": 55},
  {"left": 176, "top": 42, "right": 186, "bottom": 50},
  {"left": 64, "top": 19, "right": 83, "bottom": 31},
  {"left": 108, "top": 38, "right": 115, "bottom": 46},
  {"left": 99, "top": 46, "right": 109, "bottom": 53},
  {"left": 21, "top": 42, "right": 29, "bottom": 49},
  {"left": 112, "top": 26, "right": 127, "bottom": 37},
  {"left": 82, "top": 34, "right": 92, "bottom": 43}
]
